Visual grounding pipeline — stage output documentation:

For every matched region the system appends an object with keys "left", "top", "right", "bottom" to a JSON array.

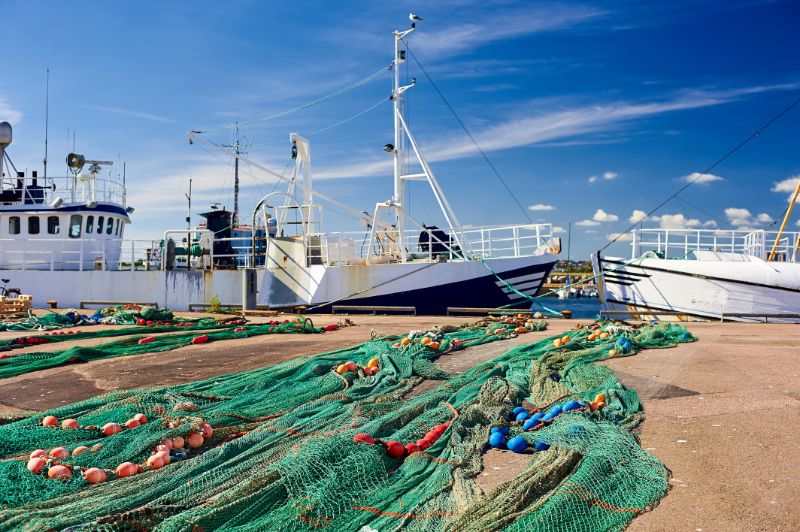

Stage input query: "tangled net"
[
  {"left": 0, "top": 318, "right": 322, "bottom": 380},
  {"left": 0, "top": 319, "right": 695, "bottom": 531}
]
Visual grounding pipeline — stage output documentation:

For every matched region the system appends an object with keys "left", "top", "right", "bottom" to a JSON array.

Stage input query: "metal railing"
[
  {"left": 632, "top": 229, "right": 800, "bottom": 263},
  {"left": 305, "top": 223, "right": 555, "bottom": 266},
  {"left": 1, "top": 175, "right": 127, "bottom": 207}
]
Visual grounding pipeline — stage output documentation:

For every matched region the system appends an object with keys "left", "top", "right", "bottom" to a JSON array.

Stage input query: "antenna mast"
[
  {"left": 186, "top": 178, "right": 192, "bottom": 229},
  {"left": 223, "top": 124, "right": 247, "bottom": 227},
  {"left": 43, "top": 68, "right": 50, "bottom": 181}
]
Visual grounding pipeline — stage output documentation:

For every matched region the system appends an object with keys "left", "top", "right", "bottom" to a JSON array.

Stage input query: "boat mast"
[{"left": 392, "top": 24, "right": 415, "bottom": 245}]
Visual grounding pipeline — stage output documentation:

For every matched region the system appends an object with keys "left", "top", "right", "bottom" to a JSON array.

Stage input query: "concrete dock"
[{"left": 0, "top": 315, "right": 797, "bottom": 530}]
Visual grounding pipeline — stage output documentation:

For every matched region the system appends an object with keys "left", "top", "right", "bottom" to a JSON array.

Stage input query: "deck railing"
[
  {"left": 632, "top": 229, "right": 800, "bottom": 263},
  {"left": 0, "top": 175, "right": 127, "bottom": 207},
  {"left": 306, "top": 223, "right": 555, "bottom": 266}
]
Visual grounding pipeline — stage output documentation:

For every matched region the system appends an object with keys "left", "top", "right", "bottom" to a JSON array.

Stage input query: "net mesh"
[
  {"left": 0, "top": 319, "right": 695, "bottom": 531},
  {"left": 0, "top": 317, "right": 321, "bottom": 380}
]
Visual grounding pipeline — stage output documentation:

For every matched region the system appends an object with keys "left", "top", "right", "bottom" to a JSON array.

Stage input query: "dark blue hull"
[{"left": 311, "top": 260, "right": 556, "bottom": 315}]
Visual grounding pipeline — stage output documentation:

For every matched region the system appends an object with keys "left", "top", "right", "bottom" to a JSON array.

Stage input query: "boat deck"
[{"left": 0, "top": 314, "right": 797, "bottom": 530}]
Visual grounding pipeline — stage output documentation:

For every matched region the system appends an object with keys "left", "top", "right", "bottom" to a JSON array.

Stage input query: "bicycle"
[{"left": 0, "top": 279, "right": 22, "bottom": 299}]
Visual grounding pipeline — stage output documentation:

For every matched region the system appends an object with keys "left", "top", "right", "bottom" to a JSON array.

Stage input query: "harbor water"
[{"left": 531, "top": 296, "right": 601, "bottom": 319}]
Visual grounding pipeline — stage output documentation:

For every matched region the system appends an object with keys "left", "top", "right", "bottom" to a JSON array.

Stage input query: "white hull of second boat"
[{"left": 592, "top": 253, "right": 800, "bottom": 322}]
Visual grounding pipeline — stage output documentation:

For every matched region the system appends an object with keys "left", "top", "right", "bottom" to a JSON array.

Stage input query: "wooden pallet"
[{"left": 0, "top": 295, "right": 32, "bottom": 319}]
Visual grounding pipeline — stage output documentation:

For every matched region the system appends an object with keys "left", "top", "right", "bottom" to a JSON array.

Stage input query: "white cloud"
[
  {"left": 703, "top": 220, "right": 718, "bottom": 228},
  {"left": 659, "top": 213, "right": 701, "bottom": 229},
  {"left": 724, "top": 207, "right": 752, "bottom": 226},
  {"left": 0, "top": 93, "right": 23, "bottom": 124},
  {"left": 414, "top": 5, "right": 604, "bottom": 57},
  {"left": 588, "top": 175, "right": 598, "bottom": 184},
  {"left": 771, "top": 176, "right": 800, "bottom": 201},
  {"left": 681, "top": 172, "right": 723, "bottom": 185},
  {"left": 575, "top": 219, "right": 600, "bottom": 227},
  {"left": 755, "top": 213, "right": 772, "bottom": 223},
  {"left": 603, "top": 171, "right": 618, "bottom": 180},
  {"left": 607, "top": 232, "right": 633, "bottom": 241},
  {"left": 528, "top": 203, "right": 555, "bottom": 211},
  {"left": 628, "top": 209, "right": 648, "bottom": 223},
  {"left": 552, "top": 226, "right": 566, "bottom": 234},
  {"left": 592, "top": 209, "right": 619, "bottom": 222}
]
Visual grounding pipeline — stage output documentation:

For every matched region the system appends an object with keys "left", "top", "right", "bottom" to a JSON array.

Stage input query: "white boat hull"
[
  {"left": 592, "top": 253, "right": 800, "bottom": 322},
  {"left": 1, "top": 254, "right": 556, "bottom": 314}
]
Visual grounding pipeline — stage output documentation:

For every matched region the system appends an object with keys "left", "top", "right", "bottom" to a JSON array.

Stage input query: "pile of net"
[
  {"left": 98, "top": 305, "right": 175, "bottom": 325},
  {"left": 0, "top": 317, "right": 324, "bottom": 379},
  {"left": 0, "top": 319, "right": 695, "bottom": 531},
  {"left": 0, "top": 305, "right": 178, "bottom": 332}
]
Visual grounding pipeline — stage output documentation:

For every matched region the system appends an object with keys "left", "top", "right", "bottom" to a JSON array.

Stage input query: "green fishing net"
[{"left": 0, "top": 319, "right": 695, "bottom": 531}]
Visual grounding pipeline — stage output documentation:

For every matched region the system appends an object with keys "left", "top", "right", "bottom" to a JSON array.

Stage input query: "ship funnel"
[{"left": 0, "top": 122, "right": 10, "bottom": 178}]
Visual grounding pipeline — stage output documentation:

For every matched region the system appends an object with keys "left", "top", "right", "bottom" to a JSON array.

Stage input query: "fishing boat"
[
  {"left": 0, "top": 17, "right": 559, "bottom": 313},
  {"left": 0, "top": 122, "right": 132, "bottom": 272},
  {"left": 592, "top": 226, "right": 800, "bottom": 322}
]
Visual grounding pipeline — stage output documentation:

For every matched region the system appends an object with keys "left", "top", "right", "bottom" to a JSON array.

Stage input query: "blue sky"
[{"left": 2, "top": 0, "right": 798, "bottom": 258}]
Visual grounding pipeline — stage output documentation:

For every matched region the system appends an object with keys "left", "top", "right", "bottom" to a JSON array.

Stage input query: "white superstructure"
[{"left": 0, "top": 123, "right": 131, "bottom": 271}]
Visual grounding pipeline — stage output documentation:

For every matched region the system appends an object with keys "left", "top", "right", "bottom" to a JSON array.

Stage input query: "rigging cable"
[
  {"left": 602, "top": 93, "right": 800, "bottom": 251},
  {"left": 404, "top": 45, "right": 533, "bottom": 223},
  {"left": 195, "top": 66, "right": 390, "bottom": 134}
]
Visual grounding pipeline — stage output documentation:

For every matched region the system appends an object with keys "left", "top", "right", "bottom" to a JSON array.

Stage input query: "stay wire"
[
  {"left": 195, "top": 66, "right": 389, "bottom": 134},
  {"left": 602, "top": 93, "right": 800, "bottom": 251},
  {"left": 404, "top": 45, "right": 533, "bottom": 224}
]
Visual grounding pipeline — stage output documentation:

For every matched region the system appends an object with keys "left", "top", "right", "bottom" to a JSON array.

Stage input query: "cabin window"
[
  {"left": 69, "top": 215, "right": 82, "bottom": 238},
  {"left": 115, "top": 219, "right": 120, "bottom": 236},
  {"left": 48, "top": 216, "right": 60, "bottom": 234},
  {"left": 106, "top": 217, "right": 114, "bottom": 235},
  {"left": 9, "top": 216, "right": 21, "bottom": 235},
  {"left": 97, "top": 216, "right": 104, "bottom": 234},
  {"left": 118, "top": 221, "right": 124, "bottom": 238},
  {"left": 86, "top": 215, "right": 94, "bottom": 234},
  {"left": 28, "top": 216, "right": 40, "bottom": 235}
]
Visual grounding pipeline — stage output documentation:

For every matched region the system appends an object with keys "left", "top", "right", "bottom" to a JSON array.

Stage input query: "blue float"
[
  {"left": 562, "top": 400, "right": 582, "bottom": 412},
  {"left": 512, "top": 406, "right": 526, "bottom": 416},
  {"left": 529, "top": 412, "right": 544, "bottom": 425},
  {"left": 533, "top": 440, "right": 550, "bottom": 451},
  {"left": 506, "top": 436, "right": 528, "bottom": 453},
  {"left": 490, "top": 426, "right": 510, "bottom": 436},
  {"left": 515, "top": 411, "right": 530, "bottom": 422},
  {"left": 489, "top": 432, "right": 507, "bottom": 449},
  {"left": 522, "top": 418, "right": 538, "bottom": 430}
]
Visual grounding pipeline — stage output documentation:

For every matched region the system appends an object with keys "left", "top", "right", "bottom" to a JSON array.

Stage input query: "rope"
[
  {"left": 195, "top": 67, "right": 389, "bottom": 134},
  {"left": 477, "top": 258, "right": 562, "bottom": 317},
  {"left": 603, "top": 93, "right": 800, "bottom": 251}
]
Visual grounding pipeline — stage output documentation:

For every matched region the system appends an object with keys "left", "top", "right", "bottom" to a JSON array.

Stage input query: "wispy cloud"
[
  {"left": 315, "top": 82, "right": 799, "bottom": 180},
  {"left": 528, "top": 203, "right": 555, "bottom": 211},
  {"left": 414, "top": 3, "right": 606, "bottom": 57},
  {"left": 86, "top": 105, "right": 176, "bottom": 124},
  {"left": 0, "top": 93, "right": 23, "bottom": 124}
]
